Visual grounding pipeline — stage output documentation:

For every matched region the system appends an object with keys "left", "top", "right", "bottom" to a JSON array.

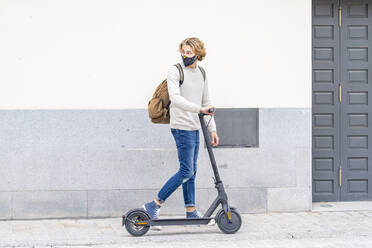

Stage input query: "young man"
[{"left": 143, "top": 37, "right": 219, "bottom": 226}]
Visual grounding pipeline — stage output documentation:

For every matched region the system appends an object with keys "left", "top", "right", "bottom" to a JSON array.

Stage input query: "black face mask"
[{"left": 182, "top": 55, "right": 197, "bottom": 67}]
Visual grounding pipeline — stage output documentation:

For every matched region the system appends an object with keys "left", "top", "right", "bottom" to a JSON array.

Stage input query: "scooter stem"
[
  {"left": 198, "top": 112, "right": 221, "bottom": 183},
  {"left": 199, "top": 111, "right": 231, "bottom": 220}
]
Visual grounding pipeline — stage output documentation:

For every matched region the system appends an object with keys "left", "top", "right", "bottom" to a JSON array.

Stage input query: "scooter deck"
[{"left": 150, "top": 217, "right": 213, "bottom": 226}]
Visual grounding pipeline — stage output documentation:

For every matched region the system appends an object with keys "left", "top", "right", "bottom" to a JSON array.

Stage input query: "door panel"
[
  {"left": 340, "top": 0, "right": 372, "bottom": 200},
  {"left": 312, "top": 0, "right": 341, "bottom": 201}
]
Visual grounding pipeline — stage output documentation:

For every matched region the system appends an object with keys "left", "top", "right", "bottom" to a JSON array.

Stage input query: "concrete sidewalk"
[{"left": 1, "top": 210, "right": 372, "bottom": 248}]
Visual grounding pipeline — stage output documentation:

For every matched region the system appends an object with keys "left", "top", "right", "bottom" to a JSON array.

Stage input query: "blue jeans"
[{"left": 157, "top": 128, "right": 200, "bottom": 207}]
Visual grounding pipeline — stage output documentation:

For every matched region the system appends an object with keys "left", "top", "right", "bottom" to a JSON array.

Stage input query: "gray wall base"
[{"left": 0, "top": 108, "right": 311, "bottom": 219}]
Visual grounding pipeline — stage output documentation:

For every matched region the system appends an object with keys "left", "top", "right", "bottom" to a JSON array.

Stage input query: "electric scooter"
[{"left": 122, "top": 108, "right": 242, "bottom": 236}]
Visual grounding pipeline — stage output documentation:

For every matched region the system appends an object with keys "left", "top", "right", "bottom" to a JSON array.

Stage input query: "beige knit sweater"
[{"left": 167, "top": 60, "right": 217, "bottom": 133}]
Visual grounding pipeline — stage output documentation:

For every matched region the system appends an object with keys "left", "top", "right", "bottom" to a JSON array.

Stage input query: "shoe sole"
[
  {"left": 150, "top": 226, "right": 162, "bottom": 231},
  {"left": 208, "top": 219, "right": 216, "bottom": 226}
]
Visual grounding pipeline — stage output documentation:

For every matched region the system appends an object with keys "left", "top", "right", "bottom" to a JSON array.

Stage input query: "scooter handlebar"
[{"left": 199, "top": 107, "right": 215, "bottom": 116}]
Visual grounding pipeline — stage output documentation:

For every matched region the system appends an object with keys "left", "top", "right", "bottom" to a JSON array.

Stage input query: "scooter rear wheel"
[
  {"left": 124, "top": 209, "right": 150, "bottom": 236},
  {"left": 216, "top": 208, "right": 242, "bottom": 234}
]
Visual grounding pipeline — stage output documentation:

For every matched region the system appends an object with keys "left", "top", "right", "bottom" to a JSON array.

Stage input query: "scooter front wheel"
[
  {"left": 215, "top": 208, "right": 242, "bottom": 234},
  {"left": 124, "top": 208, "right": 151, "bottom": 236}
]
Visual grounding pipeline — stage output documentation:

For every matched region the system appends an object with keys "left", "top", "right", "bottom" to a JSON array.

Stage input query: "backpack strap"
[
  {"left": 174, "top": 63, "right": 184, "bottom": 86},
  {"left": 198, "top": 65, "right": 206, "bottom": 81},
  {"left": 167, "top": 63, "right": 184, "bottom": 110}
]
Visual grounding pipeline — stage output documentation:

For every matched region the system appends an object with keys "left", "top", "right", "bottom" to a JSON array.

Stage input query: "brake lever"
[{"left": 212, "top": 176, "right": 217, "bottom": 184}]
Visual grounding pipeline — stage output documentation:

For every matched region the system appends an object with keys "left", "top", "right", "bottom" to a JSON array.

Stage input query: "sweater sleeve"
[
  {"left": 167, "top": 66, "right": 201, "bottom": 113},
  {"left": 201, "top": 74, "right": 217, "bottom": 133}
]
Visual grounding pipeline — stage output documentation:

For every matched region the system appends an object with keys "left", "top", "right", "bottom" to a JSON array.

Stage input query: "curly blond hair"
[{"left": 178, "top": 37, "right": 207, "bottom": 61}]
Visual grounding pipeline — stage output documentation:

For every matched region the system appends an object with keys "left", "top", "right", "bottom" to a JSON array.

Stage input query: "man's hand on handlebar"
[{"left": 200, "top": 106, "right": 216, "bottom": 116}]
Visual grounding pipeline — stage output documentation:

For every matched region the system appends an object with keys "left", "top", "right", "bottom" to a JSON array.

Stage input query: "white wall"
[{"left": 0, "top": 0, "right": 311, "bottom": 109}]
